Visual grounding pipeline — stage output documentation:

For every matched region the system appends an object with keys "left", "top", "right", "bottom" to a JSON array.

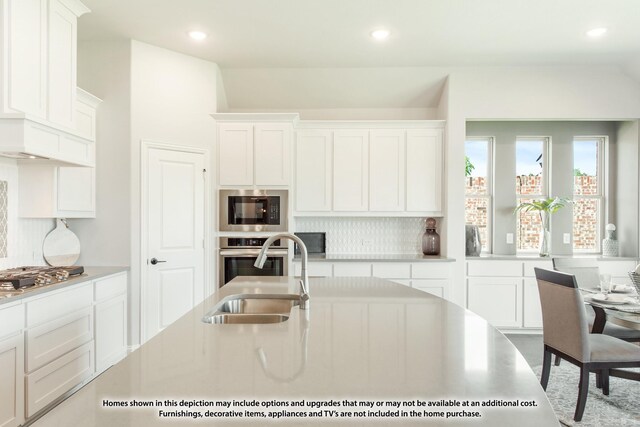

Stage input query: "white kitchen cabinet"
[
  {"left": 406, "top": 129, "right": 443, "bottom": 213},
  {"left": 47, "top": 0, "right": 79, "bottom": 129},
  {"left": 293, "top": 122, "right": 444, "bottom": 216},
  {"left": 369, "top": 130, "right": 404, "bottom": 211},
  {"left": 333, "top": 130, "right": 369, "bottom": 211},
  {"left": 217, "top": 120, "right": 293, "bottom": 187},
  {"left": 94, "top": 273, "right": 128, "bottom": 373},
  {"left": 295, "top": 130, "right": 332, "bottom": 212},
  {"left": 467, "top": 277, "right": 523, "bottom": 328},
  {"left": 18, "top": 164, "right": 95, "bottom": 218},
  {"left": 0, "top": 303, "right": 25, "bottom": 427},
  {"left": 0, "top": 334, "right": 24, "bottom": 427},
  {"left": 26, "top": 341, "right": 94, "bottom": 417},
  {"left": 523, "top": 278, "right": 543, "bottom": 328},
  {"left": 293, "top": 260, "right": 452, "bottom": 299},
  {"left": 254, "top": 123, "right": 291, "bottom": 186},
  {"left": 0, "top": 0, "right": 89, "bottom": 121},
  {"left": 2, "top": 0, "right": 48, "bottom": 118},
  {"left": 218, "top": 123, "right": 254, "bottom": 186}
]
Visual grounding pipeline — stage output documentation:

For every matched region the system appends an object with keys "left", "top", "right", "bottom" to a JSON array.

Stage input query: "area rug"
[{"left": 533, "top": 364, "right": 640, "bottom": 426}]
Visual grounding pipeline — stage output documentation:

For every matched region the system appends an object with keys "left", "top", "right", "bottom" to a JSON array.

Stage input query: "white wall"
[
  {"left": 71, "top": 41, "right": 132, "bottom": 268},
  {"left": 75, "top": 40, "right": 219, "bottom": 347},
  {"left": 615, "top": 121, "right": 640, "bottom": 257},
  {"left": 227, "top": 107, "right": 436, "bottom": 120},
  {"left": 129, "top": 40, "right": 218, "bottom": 344},
  {"left": 444, "top": 65, "right": 640, "bottom": 307}
]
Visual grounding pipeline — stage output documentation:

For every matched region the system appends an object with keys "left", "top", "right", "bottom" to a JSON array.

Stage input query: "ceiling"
[{"left": 77, "top": 0, "right": 640, "bottom": 110}]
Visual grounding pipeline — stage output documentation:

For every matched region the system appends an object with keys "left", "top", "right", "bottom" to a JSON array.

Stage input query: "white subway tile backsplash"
[{"left": 295, "top": 217, "right": 436, "bottom": 254}]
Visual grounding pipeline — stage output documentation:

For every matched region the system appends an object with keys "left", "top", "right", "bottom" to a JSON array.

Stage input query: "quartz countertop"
[
  {"left": 33, "top": 276, "right": 557, "bottom": 426},
  {"left": 467, "top": 254, "right": 638, "bottom": 261},
  {"left": 0, "top": 266, "right": 129, "bottom": 305},
  {"left": 293, "top": 254, "right": 455, "bottom": 262}
]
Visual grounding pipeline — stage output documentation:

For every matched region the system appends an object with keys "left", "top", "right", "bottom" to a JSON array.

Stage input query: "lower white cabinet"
[
  {"left": 26, "top": 341, "right": 94, "bottom": 417},
  {"left": 0, "top": 271, "right": 128, "bottom": 424},
  {"left": 294, "top": 261, "right": 452, "bottom": 299},
  {"left": 0, "top": 334, "right": 24, "bottom": 427},
  {"left": 466, "top": 258, "right": 639, "bottom": 330},
  {"left": 94, "top": 272, "right": 128, "bottom": 374},
  {"left": 467, "top": 277, "right": 522, "bottom": 328}
]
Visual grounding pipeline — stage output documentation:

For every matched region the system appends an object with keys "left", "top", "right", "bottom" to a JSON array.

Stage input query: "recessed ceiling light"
[
  {"left": 586, "top": 27, "right": 607, "bottom": 38},
  {"left": 370, "top": 29, "right": 391, "bottom": 41},
  {"left": 188, "top": 31, "right": 208, "bottom": 41}
]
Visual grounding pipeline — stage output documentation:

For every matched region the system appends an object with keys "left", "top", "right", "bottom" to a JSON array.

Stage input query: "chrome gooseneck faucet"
[{"left": 254, "top": 233, "right": 309, "bottom": 310}]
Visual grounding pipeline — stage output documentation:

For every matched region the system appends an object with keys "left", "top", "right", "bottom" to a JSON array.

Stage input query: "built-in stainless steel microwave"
[{"left": 219, "top": 190, "right": 288, "bottom": 232}]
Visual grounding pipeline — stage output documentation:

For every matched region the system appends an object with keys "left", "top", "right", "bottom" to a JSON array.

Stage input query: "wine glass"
[{"left": 599, "top": 273, "right": 612, "bottom": 298}]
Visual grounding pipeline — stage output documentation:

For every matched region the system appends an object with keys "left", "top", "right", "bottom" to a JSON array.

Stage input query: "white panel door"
[
  {"left": 145, "top": 147, "right": 205, "bottom": 341},
  {"left": 47, "top": 0, "right": 77, "bottom": 128},
  {"left": 295, "top": 130, "right": 332, "bottom": 212},
  {"left": 333, "top": 130, "right": 369, "bottom": 211},
  {"left": 467, "top": 277, "right": 522, "bottom": 328},
  {"left": 369, "top": 130, "right": 405, "bottom": 211},
  {"left": 254, "top": 123, "right": 290, "bottom": 186},
  {"left": 7, "top": 0, "right": 47, "bottom": 117},
  {"left": 523, "top": 278, "right": 543, "bottom": 328},
  {"left": 406, "top": 129, "right": 443, "bottom": 212},
  {"left": 218, "top": 123, "right": 254, "bottom": 185}
]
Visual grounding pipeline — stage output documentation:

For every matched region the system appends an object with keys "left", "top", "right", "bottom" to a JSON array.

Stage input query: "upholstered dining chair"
[
  {"left": 552, "top": 257, "right": 640, "bottom": 343},
  {"left": 535, "top": 268, "right": 640, "bottom": 422}
]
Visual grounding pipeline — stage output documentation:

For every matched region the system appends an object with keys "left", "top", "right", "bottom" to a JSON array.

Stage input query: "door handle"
[{"left": 150, "top": 258, "right": 167, "bottom": 265}]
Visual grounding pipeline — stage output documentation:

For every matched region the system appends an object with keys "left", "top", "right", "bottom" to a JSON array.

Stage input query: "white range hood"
[{"left": 0, "top": 90, "right": 100, "bottom": 167}]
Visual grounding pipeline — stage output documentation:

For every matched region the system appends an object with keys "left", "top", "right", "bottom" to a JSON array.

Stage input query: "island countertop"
[{"left": 33, "top": 276, "right": 558, "bottom": 426}]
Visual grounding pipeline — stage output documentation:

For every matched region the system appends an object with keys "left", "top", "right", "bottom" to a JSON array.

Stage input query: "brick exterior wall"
[{"left": 465, "top": 176, "right": 599, "bottom": 252}]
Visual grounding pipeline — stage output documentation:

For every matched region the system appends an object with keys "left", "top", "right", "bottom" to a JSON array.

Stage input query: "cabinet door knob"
[{"left": 150, "top": 258, "right": 167, "bottom": 265}]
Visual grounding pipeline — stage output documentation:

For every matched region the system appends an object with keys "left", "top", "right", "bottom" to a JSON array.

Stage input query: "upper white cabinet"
[
  {"left": 333, "top": 130, "right": 369, "bottom": 211},
  {"left": 218, "top": 123, "right": 254, "bottom": 186},
  {"left": 0, "top": 0, "right": 89, "bottom": 121},
  {"left": 254, "top": 123, "right": 290, "bottom": 186},
  {"left": 406, "top": 129, "right": 443, "bottom": 213},
  {"left": 18, "top": 164, "right": 95, "bottom": 218},
  {"left": 295, "top": 130, "right": 332, "bottom": 212},
  {"left": 369, "top": 130, "right": 404, "bottom": 212},
  {"left": 214, "top": 114, "right": 296, "bottom": 187},
  {"left": 294, "top": 121, "right": 445, "bottom": 216}
]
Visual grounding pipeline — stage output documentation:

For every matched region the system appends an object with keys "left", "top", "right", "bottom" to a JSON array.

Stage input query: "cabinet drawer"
[
  {"left": 0, "top": 303, "right": 24, "bottom": 340},
  {"left": 26, "top": 341, "right": 94, "bottom": 417},
  {"left": 411, "top": 263, "right": 450, "bottom": 279},
  {"left": 26, "top": 308, "right": 93, "bottom": 372},
  {"left": 523, "top": 260, "right": 553, "bottom": 277},
  {"left": 372, "top": 263, "right": 411, "bottom": 279},
  {"left": 94, "top": 273, "right": 128, "bottom": 302},
  {"left": 467, "top": 261, "right": 522, "bottom": 277},
  {"left": 294, "top": 262, "right": 333, "bottom": 277},
  {"left": 411, "top": 279, "right": 447, "bottom": 298},
  {"left": 333, "top": 263, "right": 372, "bottom": 277},
  {"left": 26, "top": 283, "right": 92, "bottom": 327}
]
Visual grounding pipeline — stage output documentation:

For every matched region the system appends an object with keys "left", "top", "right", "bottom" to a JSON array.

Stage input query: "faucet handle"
[{"left": 299, "top": 280, "right": 310, "bottom": 302}]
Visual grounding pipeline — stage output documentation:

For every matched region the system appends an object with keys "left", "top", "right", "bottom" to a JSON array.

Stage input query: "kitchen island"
[{"left": 32, "top": 276, "right": 558, "bottom": 426}]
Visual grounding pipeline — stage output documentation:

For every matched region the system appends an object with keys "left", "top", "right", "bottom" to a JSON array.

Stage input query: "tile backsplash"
[{"left": 295, "top": 217, "right": 435, "bottom": 254}]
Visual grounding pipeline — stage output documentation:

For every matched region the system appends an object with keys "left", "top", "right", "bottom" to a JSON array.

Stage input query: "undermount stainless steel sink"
[
  {"left": 202, "top": 294, "right": 300, "bottom": 325},
  {"left": 219, "top": 297, "right": 299, "bottom": 314},
  {"left": 203, "top": 313, "right": 290, "bottom": 324}
]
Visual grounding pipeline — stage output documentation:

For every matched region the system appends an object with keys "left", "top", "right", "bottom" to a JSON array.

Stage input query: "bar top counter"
[{"left": 33, "top": 276, "right": 558, "bottom": 426}]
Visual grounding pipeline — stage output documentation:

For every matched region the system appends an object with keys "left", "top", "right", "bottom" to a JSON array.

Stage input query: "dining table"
[{"left": 583, "top": 286, "right": 640, "bottom": 382}]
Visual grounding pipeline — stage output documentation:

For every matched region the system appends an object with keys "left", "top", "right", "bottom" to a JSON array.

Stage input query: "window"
[
  {"left": 515, "top": 137, "right": 548, "bottom": 251},
  {"left": 465, "top": 138, "right": 492, "bottom": 252},
  {"left": 573, "top": 137, "right": 604, "bottom": 252}
]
